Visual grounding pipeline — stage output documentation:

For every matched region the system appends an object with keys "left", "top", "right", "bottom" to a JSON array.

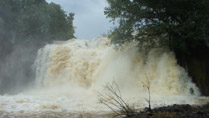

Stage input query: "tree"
[
  {"left": 105, "top": 0, "right": 209, "bottom": 96},
  {"left": 0, "top": 0, "right": 75, "bottom": 94},
  {"left": 0, "top": 0, "right": 75, "bottom": 43},
  {"left": 66, "top": 13, "right": 75, "bottom": 39},
  {"left": 105, "top": 0, "right": 209, "bottom": 53}
]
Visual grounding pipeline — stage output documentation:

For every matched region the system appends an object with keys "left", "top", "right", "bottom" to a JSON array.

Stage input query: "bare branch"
[{"left": 97, "top": 81, "right": 137, "bottom": 117}]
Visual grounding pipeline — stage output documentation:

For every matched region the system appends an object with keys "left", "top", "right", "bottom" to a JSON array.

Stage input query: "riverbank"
[{"left": 132, "top": 103, "right": 209, "bottom": 118}]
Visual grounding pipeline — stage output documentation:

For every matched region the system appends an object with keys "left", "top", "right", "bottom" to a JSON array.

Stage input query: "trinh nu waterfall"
[{"left": 0, "top": 37, "right": 208, "bottom": 118}]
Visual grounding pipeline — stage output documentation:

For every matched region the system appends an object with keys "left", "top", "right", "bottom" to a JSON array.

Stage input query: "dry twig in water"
[{"left": 97, "top": 81, "right": 136, "bottom": 117}]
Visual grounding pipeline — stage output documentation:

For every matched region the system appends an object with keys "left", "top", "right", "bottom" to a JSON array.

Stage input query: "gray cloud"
[{"left": 46, "top": 0, "right": 114, "bottom": 40}]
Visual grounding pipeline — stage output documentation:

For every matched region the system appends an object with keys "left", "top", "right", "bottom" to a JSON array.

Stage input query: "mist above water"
[
  {"left": 0, "top": 42, "right": 42, "bottom": 94},
  {"left": 1, "top": 37, "right": 206, "bottom": 118},
  {"left": 34, "top": 37, "right": 199, "bottom": 97}
]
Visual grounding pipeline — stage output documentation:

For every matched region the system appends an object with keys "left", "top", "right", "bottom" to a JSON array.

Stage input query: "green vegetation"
[
  {"left": 105, "top": 0, "right": 209, "bottom": 96},
  {"left": 0, "top": 0, "right": 75, "bottom": 43},
  {"left": 0, "top": 0, "right": 75, "bottom": 94},
  {"left": 105, "top": 0, "right": 209, "bottom": 52},
  {"left": 0, "top": 0, "right": 75, "bottom": 60}
]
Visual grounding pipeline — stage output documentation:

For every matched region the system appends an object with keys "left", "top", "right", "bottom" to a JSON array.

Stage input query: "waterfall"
[
  {"left": 34, "top": 37, "right": 199, "bottom": 97},
  {"left": 0, "top": 37, "right": 205, "bottom": 118}
]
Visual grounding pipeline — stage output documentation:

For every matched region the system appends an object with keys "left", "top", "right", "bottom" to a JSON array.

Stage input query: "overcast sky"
[{"left": 46, "top": 0, "right": 114, "bottom": 40}]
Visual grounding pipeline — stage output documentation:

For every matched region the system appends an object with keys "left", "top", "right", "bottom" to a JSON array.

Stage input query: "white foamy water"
[{"left": 1, "top": 37, "right": 208, "bottom": 118}]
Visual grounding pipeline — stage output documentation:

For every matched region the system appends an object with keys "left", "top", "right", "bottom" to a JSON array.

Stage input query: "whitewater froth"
[
  {"left": 34, "top": 37, "right": 199, "bottom": 97},
  {"left": 1, "top": 37, "right": 206, "bottom": 118}
]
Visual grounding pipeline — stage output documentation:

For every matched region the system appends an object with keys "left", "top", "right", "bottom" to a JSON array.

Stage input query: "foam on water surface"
[{"left": 1, "top": 37, "right": 208, "bottom": 117}]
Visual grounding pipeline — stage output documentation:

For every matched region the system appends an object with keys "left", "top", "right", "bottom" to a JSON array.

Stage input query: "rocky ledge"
[{"left": 131, "top": 103, "right": 209, "bottom": 118}]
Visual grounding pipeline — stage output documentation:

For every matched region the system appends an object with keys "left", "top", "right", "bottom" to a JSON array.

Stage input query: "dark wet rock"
[{"left": 130, "top": 103, "right": 209, "bottom": 118}]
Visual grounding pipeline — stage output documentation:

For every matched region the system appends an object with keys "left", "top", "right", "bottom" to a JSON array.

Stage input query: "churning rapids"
[{"left": 0, "top": 37, "right": 208, "bottom": 118}]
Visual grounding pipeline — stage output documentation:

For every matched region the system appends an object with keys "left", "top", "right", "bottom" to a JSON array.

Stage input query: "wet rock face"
[
  {"left": 186, "top": 56, "right": 209, "bottom": 96},
  {"left": 174, "top": 47, "right": 209, "bottom": 96}
]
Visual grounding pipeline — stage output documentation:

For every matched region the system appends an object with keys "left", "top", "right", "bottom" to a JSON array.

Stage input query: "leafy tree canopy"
[
  {"left": 0, "top": 0, "right": 75, "bottom": 45},
  {"left": 0, "top": 0, "right": 75, "bottom": 94},
  {"left": 105, "top": 0, "right": 209, "bottom": 53}
]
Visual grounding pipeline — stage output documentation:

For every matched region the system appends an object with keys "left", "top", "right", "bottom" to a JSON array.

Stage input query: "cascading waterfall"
[
  {"left": 34, "top": 37, "right": 199, "bottom": 96},
  {"left": 0, "top": 37, "right": 207, "bottom": 118}
]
